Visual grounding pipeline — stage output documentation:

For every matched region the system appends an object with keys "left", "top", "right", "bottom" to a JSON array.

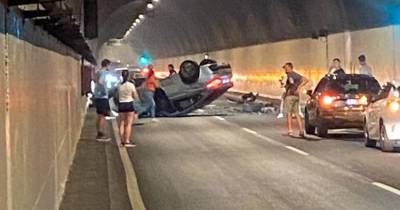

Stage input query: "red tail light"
[
  {"left": 321, "top": 95, "right": 336, "bottom": 106},
  {"left": 207, "top": 78, "right": 224, "bottom": 90}
]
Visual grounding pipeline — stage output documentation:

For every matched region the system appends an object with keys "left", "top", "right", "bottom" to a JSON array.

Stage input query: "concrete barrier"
[{"left": 0, "top": 5, "right": 87, "bottom": 210}]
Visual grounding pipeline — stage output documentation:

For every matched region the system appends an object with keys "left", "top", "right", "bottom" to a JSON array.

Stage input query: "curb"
[{"left": 110, "top": 119, "right": 146, "bottom": 210}]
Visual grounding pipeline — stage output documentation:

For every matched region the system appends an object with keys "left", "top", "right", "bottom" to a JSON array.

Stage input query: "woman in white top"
[{"left": 118, "top": 70, "right": 139, "bottom": 147}]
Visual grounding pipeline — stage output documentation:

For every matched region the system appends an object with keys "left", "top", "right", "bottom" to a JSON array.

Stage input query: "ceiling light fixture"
[
  {"left": 147, "top": 3, "right": 154, "bottom": 10},
  {"left": 139, "top": 14, "right": 145, "bottom": 20}
]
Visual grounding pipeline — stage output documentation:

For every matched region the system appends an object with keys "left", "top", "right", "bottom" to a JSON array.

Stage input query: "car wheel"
[
  {"left": 380, "top": 123, "right": 393, "bottom": 152},
  {"left": 305, "top": 111, "right": 315, "bottom": 135},
  {"left": 316, "top": 117, "right": 328, "bottom": 137},
  {"left": 364, "top": 122, "right": 376, "bottom": 148},
  {"left": 179, "top": 60, "right": 200, "bottom": 84}
]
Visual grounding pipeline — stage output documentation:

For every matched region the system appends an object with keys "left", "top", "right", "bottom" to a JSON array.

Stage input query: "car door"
[
  {"left": 308, "top": 78, "right": 328, "bottom": 122},
  {"left": 368, "top": 92, "right": 387, "bottom": 139}
]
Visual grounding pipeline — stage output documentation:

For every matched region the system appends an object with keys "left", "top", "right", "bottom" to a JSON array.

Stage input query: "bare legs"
[
  {"left": 119, "top": 112, "right": 135, "bottom": 143},
  {"left": 96, "top": 114, "right": 105, "bottom": 135},
  {"left": 286, "top": 113, "right": 304, "bottom": 135}
]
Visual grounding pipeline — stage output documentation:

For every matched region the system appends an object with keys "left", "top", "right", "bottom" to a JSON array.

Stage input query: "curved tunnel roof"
[{"left": 99, "top": 0, "right": 400, "bottom": 59}]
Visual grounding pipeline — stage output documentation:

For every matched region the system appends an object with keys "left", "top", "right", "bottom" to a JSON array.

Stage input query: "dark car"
[
  {"left": 304, "top": 74, "right": 381, "bottom": 137},
  {"left": 109, "top": 59, "right": 233, "bottom": 117}
]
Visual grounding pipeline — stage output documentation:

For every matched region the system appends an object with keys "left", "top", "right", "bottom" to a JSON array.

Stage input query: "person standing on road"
[
  {"left": 283, "top": 62, "right": 309, "bottom": 137},
  {"left": 358, "top": 55, "right": 373, "bottom": 76},
  {"left": 144, "top": 64, "right": 159, "bottom": 119},
  {"left": 118, "top": 70, "right": 140, "bottom": 147},
  {"left": 94, "top": 59, "right": 112, "bottom": 141},
  {"left": 329, "top": 58, "right": 346, "bottom": 75},
  {"left": 168, "top": 64, "right": 177, "bottom": 76}
]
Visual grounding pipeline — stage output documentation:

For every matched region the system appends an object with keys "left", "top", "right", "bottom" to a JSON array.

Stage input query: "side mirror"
[{"left": 306, "top": 90, "right": 313, "bottom": 97}]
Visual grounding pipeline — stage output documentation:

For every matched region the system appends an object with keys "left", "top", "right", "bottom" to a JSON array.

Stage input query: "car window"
[
  {"left": 326, "top": 77, "right": 381, "bottom": 94},
  {"left": 314, "top": 78, "right": 328, "bottom": 94}
]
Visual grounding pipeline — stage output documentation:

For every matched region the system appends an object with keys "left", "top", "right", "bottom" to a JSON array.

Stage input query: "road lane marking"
[
  {"left": 242, "top": 128, "right": 258, "bottom": 135},
  {"left": 111, "top": 120, "right": 146, "bottom": 210},
  {"left": 372, "top": 182, "right": 400, "bottom": 196},
  {"left": 285, "top": 146, "right": 309, "bottom": 156},
  {"left": 214, "top": 116, "right": 226, "bottom": 121}
]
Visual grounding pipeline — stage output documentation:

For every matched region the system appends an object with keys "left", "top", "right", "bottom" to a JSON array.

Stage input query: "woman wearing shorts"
[{"left": 118, "top": 70, "right": 139, "bottom": 147}]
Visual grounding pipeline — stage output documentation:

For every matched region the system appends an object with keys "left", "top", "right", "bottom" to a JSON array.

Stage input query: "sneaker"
[
  {"left": 122, "top": 142, "right": 136, "bottom": 148},
  {"left": 277, "top": 113, "right": 284, "bottom": 119},
  {"left": 96, "top": 134, "right": 111, "bottom": 142}
]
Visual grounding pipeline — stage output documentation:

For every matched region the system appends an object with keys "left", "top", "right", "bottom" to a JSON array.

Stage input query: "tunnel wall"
[
  {"left": 154, "top": 25, "right": 400, "bottom": 98},
  {"left": 0, "top": 2, "right": 7, "bottom": 210},
  {"left": 1, "top": 5, "right": 87, "bottom": 210}
]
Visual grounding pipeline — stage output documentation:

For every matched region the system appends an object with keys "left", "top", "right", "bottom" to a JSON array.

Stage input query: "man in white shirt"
[{"left": 358, "top": 55, "right": 373, "bottom": 76}]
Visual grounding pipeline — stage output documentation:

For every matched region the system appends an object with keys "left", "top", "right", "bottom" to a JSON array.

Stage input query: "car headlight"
[
  {"left": 105, "top": 75, "right": 120, "bottom": 88},
  {"left": 359, "top": 96, "right": 368, "bottom": 105},
  {"left": 389, "top": 101, "right": 400, "bottom": 112}
]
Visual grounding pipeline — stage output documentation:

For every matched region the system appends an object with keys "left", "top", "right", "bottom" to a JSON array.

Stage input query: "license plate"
[{"left": 346, "top": 99, "right": 358, "bottom": 105}]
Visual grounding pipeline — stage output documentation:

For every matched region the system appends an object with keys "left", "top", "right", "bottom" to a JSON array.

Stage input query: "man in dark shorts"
[
  {"left": 283, "top": 62, "right": 309, "bottom": 137},
  {"left": 93, "top": 59, "right": 112, "bottom": 141}
]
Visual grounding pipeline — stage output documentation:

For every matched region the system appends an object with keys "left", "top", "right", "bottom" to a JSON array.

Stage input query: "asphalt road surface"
[{"left": 128, "top": 99, "right": 400, "bottom": 210}]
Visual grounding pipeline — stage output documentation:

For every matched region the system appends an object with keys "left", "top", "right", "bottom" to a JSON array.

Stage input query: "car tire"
[
  {"left": 304, "top": 111, "right": 315, "bottom": 135},
  {"left": 316, "top": 118, "right": 328, "bottom": 137},
  {"left": 179, "top": 60, "right": 200, "bottom": 84},
  {"left": 364, "top": 121, "right": 376, "bottom": 148},
  {"left": 380, "top": 123, "right": 393, "bottom": 152}
]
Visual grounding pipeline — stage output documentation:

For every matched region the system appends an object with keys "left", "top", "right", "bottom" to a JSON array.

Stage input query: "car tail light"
[
  {"left": 322, "top": 95, "right": 336, "bottom": 106},
  {"left": 207, "top": 77, "right": 224, "bottom": 90}
]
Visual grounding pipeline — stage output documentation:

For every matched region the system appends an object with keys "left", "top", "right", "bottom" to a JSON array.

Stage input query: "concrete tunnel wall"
[
  {"left": 98, "top": 0, "right": 400, "bottom": 98},
  {"left": 153, "top": 25, "right": 400, "bottom": 98},
  {"left": 0, "top": 4, "right": 87, "bottom": 210}
]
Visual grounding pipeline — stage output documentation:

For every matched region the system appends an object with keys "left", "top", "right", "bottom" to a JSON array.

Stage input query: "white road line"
[
  {"left": 242, "top": 127, "right": 258, "bottom": 135},
  {"left": 214, "top": 116, "right": 226, "bottom": 121},
  {"left": 111, "top": 120, "right": 146, "bottom": 210},
  {"left": 372, "top": 182, "right": 400, "bottom": 196},
  {"left": 285, "top": 146, "right": 309, "bottom": 156}
]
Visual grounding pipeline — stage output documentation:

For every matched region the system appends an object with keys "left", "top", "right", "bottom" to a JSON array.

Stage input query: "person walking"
[
  {"left": 283, "top": 62, "right": 309, "bottom": 137},
  {"left": 94, "top": 59, "right": 112, "bottom": 141},
  {"left": 118, "top": 70, "right": 140, "bottom": 147},
  {"left": 358, "top": 54, "right": 373, "bottom": 76},
  {"left": 144, "top": 64, "right": 159, "bottom": 119}
]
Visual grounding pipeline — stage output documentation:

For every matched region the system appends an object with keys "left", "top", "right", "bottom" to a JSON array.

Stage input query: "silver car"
[{"left": 364, "top": 83, "right": 400, "bottom": 152}]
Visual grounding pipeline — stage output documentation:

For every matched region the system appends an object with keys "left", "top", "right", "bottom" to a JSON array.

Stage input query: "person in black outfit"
[
  {"left": 329, "top": 58, "right": 346, "bottom": 75},
  {"left": 168, "top": 64, "right": 177, "bottom": 76}
]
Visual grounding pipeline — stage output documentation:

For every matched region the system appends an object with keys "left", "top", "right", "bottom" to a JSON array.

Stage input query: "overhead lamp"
[
  {"left": 147, "top": 3, "right": 154, "bottom": 10},
  {"left": 153, "top": 0, "right": 159, "bottom": 3},
  {"left": 133, "top": 22, "right": 138, "bottom": 27},
  {"left": 135, "top": 18, "right": 141, "bottom": 24},
  {"left": 139, "top": 14, "right": 145, "bottom": 20}
]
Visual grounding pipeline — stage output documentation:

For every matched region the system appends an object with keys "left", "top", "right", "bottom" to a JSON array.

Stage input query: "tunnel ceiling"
[{"left": 99, "top": 0, "right": 400, "bottom": 59}]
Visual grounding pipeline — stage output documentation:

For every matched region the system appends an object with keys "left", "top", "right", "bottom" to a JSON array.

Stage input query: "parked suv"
[{"left": 305, "top": 74, "right": 381, "bottom": 137}]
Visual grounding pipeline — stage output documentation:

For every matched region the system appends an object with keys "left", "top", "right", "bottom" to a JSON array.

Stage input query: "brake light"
[
  {"left": 207, "top": 78, "right": 223, "bottom": 90},
  {"left": 322, "top": 96, "right": 336, "bottom": 105}
]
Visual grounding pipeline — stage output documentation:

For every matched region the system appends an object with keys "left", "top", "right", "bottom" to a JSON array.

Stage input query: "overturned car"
[{"left": 109, "top": 59, "right": 233, "bottom": 117}]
